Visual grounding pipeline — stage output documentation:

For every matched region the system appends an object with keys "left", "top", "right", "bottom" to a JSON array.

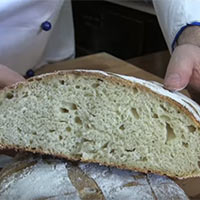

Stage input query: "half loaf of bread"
[{"left": 0, "top": 70, "right": 200, "bottom": 178}]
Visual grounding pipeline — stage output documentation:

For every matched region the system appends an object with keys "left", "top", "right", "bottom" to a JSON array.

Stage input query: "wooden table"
[
  {"left": 4, "top": 52, "right": 200, "bottom": 198},
  {"left": 127, "top": 50, "right": 170, "bottom": 79},
  {"left": 36, "top": 52, "right": 163, "bottom": 82}
]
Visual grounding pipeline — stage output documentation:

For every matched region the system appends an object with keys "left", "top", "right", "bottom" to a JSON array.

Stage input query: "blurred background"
[{"left": 72, "top": 0, "right": 170, "bottom": 78}]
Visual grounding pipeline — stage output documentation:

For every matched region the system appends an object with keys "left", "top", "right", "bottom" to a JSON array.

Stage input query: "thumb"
[{"left": 164, "top": 45, "right": 194, "bottom": 91}]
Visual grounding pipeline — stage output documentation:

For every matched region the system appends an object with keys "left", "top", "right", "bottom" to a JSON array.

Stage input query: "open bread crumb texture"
[{"left": 0, "top": 72, "right": 200, "bottom": 178}]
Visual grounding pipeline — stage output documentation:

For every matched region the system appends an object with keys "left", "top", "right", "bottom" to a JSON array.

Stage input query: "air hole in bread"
[
  {"left": 60, "top": 108, "right": 69, "bottom": 113},
  {"left": 84, "top": 93, "right": 93, "bottom": 97},
  {"left": 22, "top": 92, "right": 28, "bottom": 98},
  {"left": 30, "top": 140, "right": 33, "bottom": 144},
  {"left": 153, "top": 114, "right": 158, "bottom": 118},
  {"left": 35, "top": 77, "right": 42, "bottom": 81},
  {"left": 110, "top": 149, "right": 115, "bottom": 154},
  {"left": 38, "top": 146, "right": 43, "bottom": 150},
  {"left": 59, "top": 80, "right": 65, "bottom": 85},
  {"left": 17, "top": 128, "right": 22, "bottom": 133},
  {"left": 82, "top": 138, "right": 93, "bottom": 143},
  {"left": 49, "top": 130, "right": 55, "bottom": 133},
  {"left": 70, "top": 103, "right": 78, "bottom": 110},
  {"left": 32, "top": 132, "right": 37, "bottom": 136},
  {"left": 59, "top": 135, "right": 63, "bottom": 140},
  {"left": 86, "top": 124, "right": 90, "bottom": 129},
  {"left": 131, "top": 108, "right": 139, "bottom": 119},
  {"left": 59, "top": 120, "right": 67, "bottom": 123},
  {"left": 170, "top": 153, "right": 175, "bottom": 158},
  {"left": 140, "top": 157, "right": 148, "bottom": 161},
  {"left": 182, "top": 142, "right": 189, "bottom": 148},
  {"left": 92, "top": 83, "right": 100, "bottom": 88},
  {"left": 75, "top": 116, "right": 82, "bottom": 125},
  {"left": 75, "top": 85, "right": 80, "bottom": 89},
  {"left": 66, "top": 127, "right": 72, "bottom": 132},
  {"left": 97, "top": 79, "right": 103, "bottom": 82},
  {"left": 6, "top": 93, "right": 14, "bottom": 99},
  {"left": 132, "top": 87, "right": 138, "bottom": 94},
  {"left": 181, "top": 135, "right": 185, "bottom": 140},
  {"left": 160, "top": 104, "right": 168, "bottom": 112},
  {"left": 101, "top": 142, "right": 109, "bottom": 149},
  {"left": 165, "top": 123, "right": 176, "bottom": 144},
  {"left": 119, "top": 124, "right": 125, "bottom": 130},
  {"left": 188, "top": 125, "right": 196, "bottom": 133},
  {"left": 125, "top": 148, "right": 136, "bottom": 152}
]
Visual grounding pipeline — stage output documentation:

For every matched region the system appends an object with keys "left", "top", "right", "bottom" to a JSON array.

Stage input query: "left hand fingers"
[{"left": 0, "top": 65, "right": 25, "bottom": 89}]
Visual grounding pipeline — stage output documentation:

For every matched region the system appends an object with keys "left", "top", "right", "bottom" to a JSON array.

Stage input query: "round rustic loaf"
[{"left": 0, "top": 154, "right": 188, "bottom": 200}]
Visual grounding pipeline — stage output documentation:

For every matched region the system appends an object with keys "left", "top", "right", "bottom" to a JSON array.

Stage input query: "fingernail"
[{"left": 164, "top": 73, "right": 181, "bottom": 91}]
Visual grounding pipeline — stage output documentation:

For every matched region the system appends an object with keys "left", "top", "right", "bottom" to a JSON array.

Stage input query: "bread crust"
[{"left": 1, "top": 69, "right": 200, "bottom": 179}]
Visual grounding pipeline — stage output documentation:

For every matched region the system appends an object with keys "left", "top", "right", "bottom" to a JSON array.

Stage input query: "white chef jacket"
[
  {"left": 153, "top": 0, "right": 200, "bottom": 52},
  {"left": 0, "top": 0, "right": 74, "bottom": 75}
]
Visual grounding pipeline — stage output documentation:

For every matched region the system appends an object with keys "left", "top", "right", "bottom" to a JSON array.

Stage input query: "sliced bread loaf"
[{"left": 0, "top": 70, "right": 200, "bottom": 178}]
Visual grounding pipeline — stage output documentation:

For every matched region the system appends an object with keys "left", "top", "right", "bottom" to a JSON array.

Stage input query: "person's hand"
[
  {"left": 0, "top": 64, "right": 25, "bottom": 89},
  {"left": 164, "top": 26, "right": 200, "bottom": 103}
]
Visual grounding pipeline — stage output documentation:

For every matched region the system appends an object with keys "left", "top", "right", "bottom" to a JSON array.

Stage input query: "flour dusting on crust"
[{"left": 0, "top": 156, "right": 189, "bottom": 200}]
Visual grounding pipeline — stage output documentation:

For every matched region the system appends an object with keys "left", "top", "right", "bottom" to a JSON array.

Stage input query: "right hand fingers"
[
  {"left": 164, "top": 44, "right": 196, "bottom": 92},
  {"left": 0, "top": 65, "right": 25, "bottom": 89}
]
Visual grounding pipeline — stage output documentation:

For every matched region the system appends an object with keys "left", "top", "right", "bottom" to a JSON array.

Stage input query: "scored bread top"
[{"left": 0, "top": 155, "right": 189, "bottom": 200}]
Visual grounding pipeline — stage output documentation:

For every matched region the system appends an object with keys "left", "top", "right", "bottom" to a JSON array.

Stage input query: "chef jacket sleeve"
[{"left": 153, "top": 0, "right": 200, "bottom": 52}]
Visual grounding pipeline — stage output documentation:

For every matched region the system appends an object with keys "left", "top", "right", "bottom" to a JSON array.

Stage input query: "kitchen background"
[{"left": 72, "top": 0, "right": 170, "bottom": 78}]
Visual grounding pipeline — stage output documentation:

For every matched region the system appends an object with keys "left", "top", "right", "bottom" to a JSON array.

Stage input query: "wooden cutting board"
[{"left": 36, "top": 52, "right": 163, "bottom": 82}]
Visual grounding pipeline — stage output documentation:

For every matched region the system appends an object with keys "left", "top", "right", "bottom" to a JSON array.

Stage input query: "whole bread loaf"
[
  {"left": 0, "top": 70, "right": 200, "bottom": 178},
  {"left": 0, "top": 154, "right": 189, "bottom": 200}
]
